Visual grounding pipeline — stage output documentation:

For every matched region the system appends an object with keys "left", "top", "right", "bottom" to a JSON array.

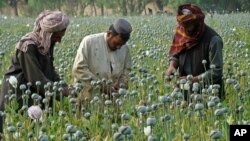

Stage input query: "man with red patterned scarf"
[{"left": 165, "top": 4, "right": 224, "bottom": 100}]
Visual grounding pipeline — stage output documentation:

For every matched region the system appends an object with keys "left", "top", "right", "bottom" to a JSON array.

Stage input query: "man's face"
[
  {"left": 182, "top": 22, "right": 198, "bottom": 36},
  {"left": 51, "top": 29, "right": 66, "bottom": 43},
  {"left": 107, "top": 32, "right": 126, "bottom": 51}
]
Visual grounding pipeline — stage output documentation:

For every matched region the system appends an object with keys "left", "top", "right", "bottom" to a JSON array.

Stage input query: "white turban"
[{"left": 16, "top": 10, "right": 69, "bottom": 55}]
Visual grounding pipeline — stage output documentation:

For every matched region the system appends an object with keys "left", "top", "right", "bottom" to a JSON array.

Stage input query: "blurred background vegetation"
[{"left": 0, "top": 0, "right": 249, "bottom": 17}]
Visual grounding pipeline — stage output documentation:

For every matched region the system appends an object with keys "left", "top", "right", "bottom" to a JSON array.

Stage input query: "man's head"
[
  {"left": 107, "top": 19, "right": 132, "bottom": 51},
  {"left": 16, "top": 10, "right": 69, "bottom": 55},
  {"left": 176, "top": 4, "right": 205, "bottom": 36},
  {"left": 34, "top": 10, "right": 70, "bottom": 44},
  {"left": 51, "top": 28, "right": 66, "bottom": 43}
]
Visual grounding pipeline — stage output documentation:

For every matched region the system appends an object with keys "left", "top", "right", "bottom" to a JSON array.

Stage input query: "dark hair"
[{"left": 109, "top": 24, "right": 130, "bottom": 42}]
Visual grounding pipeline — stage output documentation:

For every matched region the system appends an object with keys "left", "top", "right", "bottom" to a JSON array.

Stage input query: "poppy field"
[{"left": 0, "top": 13, "right": 250, "bottom": 141}]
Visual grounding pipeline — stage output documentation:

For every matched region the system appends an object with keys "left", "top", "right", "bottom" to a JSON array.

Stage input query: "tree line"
[{"left": 0, "top": 0, "right": 249, "bottom": 17}]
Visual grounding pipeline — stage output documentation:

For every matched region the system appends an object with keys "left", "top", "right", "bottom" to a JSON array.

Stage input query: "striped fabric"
[{"left": 169, "top": 4, "right": 205, "bottom": 56}]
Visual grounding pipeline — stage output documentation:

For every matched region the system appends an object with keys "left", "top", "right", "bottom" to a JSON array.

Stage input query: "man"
[
  {"left": 165, "top": 4, "right": 224, "bottom": 99},
  {"left": 0, "top": 10, "right": 71, "bottom": 137},
  {"left": 72, "top": 18, "right": 132, "bottom": 99}
]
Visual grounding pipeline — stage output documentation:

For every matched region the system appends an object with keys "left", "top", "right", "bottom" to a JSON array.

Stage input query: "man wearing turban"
[
  {"left": 165, "top": 4, "right": 224, "bottom": 100},
  {"left": 0, "top": 10, "right": 70, "bottom": 137}
]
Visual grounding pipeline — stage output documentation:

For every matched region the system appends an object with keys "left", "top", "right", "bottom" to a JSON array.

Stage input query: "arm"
[
  {"left": 165, "top": 55, "right": 179, "bottom": 76},
  {"left": 17, "top": 45, "right": 52, "bottom": 94},
  {"left": 198, "top": 36, "right": 223, "bottom": 83},
  {"left": 18, "top": 44, "right": 70, "bottom": 96},
  {"left": 118, "top": 48, "right": 132, "bottom": 89},
  {"left": 50, "top": 47, "right": 70, "bottom": 95},
  {"left": 51, "top": 65, "right": 60, "bottom": 81},
  {"left": 50, "top": 46, "right": 60, "bottom": 81},
  {"left": 72, "top": 37, "right": 98, "bottom": 83}
]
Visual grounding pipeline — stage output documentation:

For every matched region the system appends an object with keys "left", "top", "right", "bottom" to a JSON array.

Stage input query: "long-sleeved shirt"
[
  {"left": 72, "top": 32, "right": 131, "bottom": 94},
  {"left": 170, "top": 26, "right": 223, "bottom": 84},
  {"left": 1, "top": 44, "right": 65, "bottom": 109},
  {"left": 0, "top": 43, "right": 68, "bottom": 133}
]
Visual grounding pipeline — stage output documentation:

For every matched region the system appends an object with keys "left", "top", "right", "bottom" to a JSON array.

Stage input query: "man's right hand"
[
  {"left": 100, "top": 84, "right": 117, "bottom": 95},
  {"left": 165, "top": 60, "right": 178, "bottom": 77},
  {"left": 164, "top": 59, "right": 178, "bottom": 81},
  {"left": 165, "top": 66, "right": 176, "bottom": 76}
]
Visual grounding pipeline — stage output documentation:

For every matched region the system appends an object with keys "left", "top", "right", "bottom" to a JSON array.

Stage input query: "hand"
[
  {"left": 100, "top": 84, "right": 112, "bottom": 94},
  {"left": 192, "top": 76, "right": 199, "bottom": 83},
  {"left": 177, "top": 76, "right": 199, "bottom": 83},
  {"left": 164, "top": 66, "right": 176, "bottom": 81},
  {"left": 112, "top": 85, "right": 119, "bottom": 93},
  {"left": 178, "top": 76, "right": 187, "bottom": 80},
  {"left": 101, "top": 84, "right": 120, "bottom": 94},
  {"left": 63, "top": 86, "right": 74, "bottom": 96},
  {"left": 165, "top": 66, "right": 176, "bottom": 76}
]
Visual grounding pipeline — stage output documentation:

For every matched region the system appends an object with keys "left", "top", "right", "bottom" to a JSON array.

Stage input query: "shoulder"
[
  {"left": 16, "top": 44, "right": 40, "bottom": 59},
  {"left": 211, "top": 35, "right": 223, "bottom": 47},
  {"left": 17, "top": 43, "right": 38, "bottom": 53},
  {"left": 82, "top": 33, "right": 105, "bottom": 43},
  {"left": 209, "top": 35, "right": 223, "bottom": 50},
  {"left": 211, "top": 36, "right": 222, "bottom": 43},
  {"left": 26, "top": 44, "right": 40, "bottom": 53},
  {"left": 79, "top": 33, "right": 105, "bottom": 50},
  {"left": 205, "top": 25, "right": 220, "bottom": 37},
  {"left": 202, "top": 25, "right": 222, "bottom": 44},
  {"left": 120, "top": 44, "right": 130, "bottom": 53},
  {"left": 122, "top": 44, "right": 130, "bottom": 50}
]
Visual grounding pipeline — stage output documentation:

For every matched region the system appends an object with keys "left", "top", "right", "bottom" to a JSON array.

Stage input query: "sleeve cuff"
[{"left": 169, "top": 56, "right": 178, "bottom": 62}]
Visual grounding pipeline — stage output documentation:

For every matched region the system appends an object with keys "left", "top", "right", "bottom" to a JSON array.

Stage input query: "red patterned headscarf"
[{"left": 169, "top": 4, "right": 205, "bottom": 56}]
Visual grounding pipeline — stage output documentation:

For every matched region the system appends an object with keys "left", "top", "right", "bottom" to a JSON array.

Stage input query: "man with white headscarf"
[{"left": 0, "top": 10, "right": 70, "bottom": 136}]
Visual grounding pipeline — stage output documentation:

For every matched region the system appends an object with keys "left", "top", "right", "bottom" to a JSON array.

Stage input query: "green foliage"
[
  {"left": 101, "top": 0, "right": 116, "bottom": 8},
  {"left": 0, "top": 14, "right": 250, "bottom": 141},
  {"left": 27, "top": 0, "right": 66, "bottom": 16},
  {"left": 239, "top": 0, "right": 250, "bottom": 11},
  {"left": 0, "top": 0, "right": 7, "bottom": 8}
]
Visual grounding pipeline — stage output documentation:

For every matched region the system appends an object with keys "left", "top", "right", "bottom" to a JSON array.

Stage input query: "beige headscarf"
[{"left": 16, "top": 10, "right": 69, "bottom": 55}]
